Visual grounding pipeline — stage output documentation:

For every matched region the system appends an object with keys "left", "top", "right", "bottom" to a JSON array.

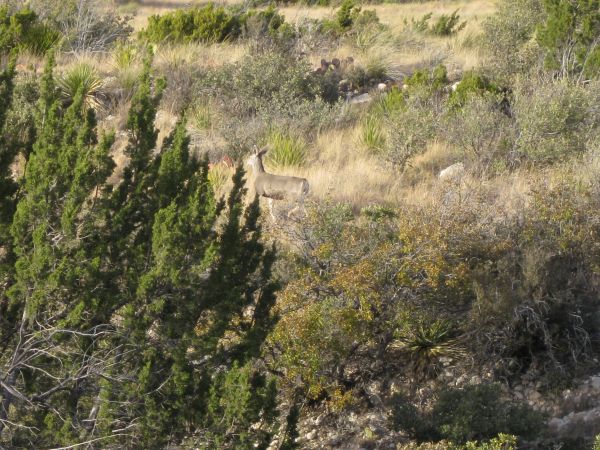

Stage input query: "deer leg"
[
  {"left": 287, "top": 203, "right": 300, "bottom": 219},
  {"left": 268, "top": 198, "right": 277, "bottom": 222}
]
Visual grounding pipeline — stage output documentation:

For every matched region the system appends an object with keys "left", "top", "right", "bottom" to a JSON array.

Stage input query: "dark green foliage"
[
  {"left": 448, "top": 71, "right": 499, "bottom": 108},
  {"left": 336, "top": 0, "right": 360, "bottom": 29},
  {"left": 537, "top": 0, "right": 600, "bottom": 79},
  {"left": 430, "top": 10, "right": 466, "bottom": 36},
  {"left": 141, "top": 5, "right": 241, "bottom": 44},
  {"left": 319, "top": 0, "right": 380, "bottom": 36},
  {"left": 406, "top": 64, "right": 448, "bottom": 94},
  {"left": 432, "top": 384, "right": 545, "bottom": 443},
  {"left": 0, "top": 6, "right": 61, "bottom": 56},
  {"left": 198, "top": 362, "right": 278, "bottom": 449},
  {"left": 407, "top": 11, "right": 466, "bottom": 36},
  {"left": 280, "top": 404, "right": 301, "bottom": 450},
  {"left": 140, "top": 5, "right": 289, "bottom": 45},
  {"left": 0, "top": 52, "right": 280, "bottom": 448}
]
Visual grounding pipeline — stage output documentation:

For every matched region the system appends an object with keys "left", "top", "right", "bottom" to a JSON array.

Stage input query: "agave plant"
[
  {"left": 393, "top": 319, "right": 463, "bottom": 379},
  {"left": 58, "top": 63, "right": 103, "bottom": 111}
]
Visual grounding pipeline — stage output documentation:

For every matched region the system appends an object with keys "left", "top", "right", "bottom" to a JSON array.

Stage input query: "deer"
[{"left": 246, "top": 146, "right": 309, "bottom": 221}]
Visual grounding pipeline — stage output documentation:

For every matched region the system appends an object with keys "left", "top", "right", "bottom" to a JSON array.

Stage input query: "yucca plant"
[
  {"left": 58, "top": 63, "right": 103, "bottom": 111},
  {"left": 113, "top": 42, "right": 138, "bottom": 69},
  {"left": 207, "top": 163, "right": 230, "bottom": 192},
  {"left": 361, "top": 113, "right": 385, "bottom": 152},
  {"left": 394, "top": 319, "right": 463, "bottom": 379},
  {"left": 266, "top": 129, "right": 307, "bottom": 168},
  {"left": 190, "top": 99, "right": 212, "bottom": 130}
]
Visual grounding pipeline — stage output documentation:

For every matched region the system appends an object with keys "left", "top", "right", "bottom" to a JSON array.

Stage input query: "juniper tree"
[
  {"left": 537, "top": 0, "right": 600, "bottom": 80},
  {"left": 1, "top": 52, "right": 281, "bottom": 449},
  {"left": 0, "top": 53, "right": 116, "bottom": 446}
]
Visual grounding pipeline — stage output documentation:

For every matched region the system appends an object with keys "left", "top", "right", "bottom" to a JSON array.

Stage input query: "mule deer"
[{"left": 246, "top": 146, "right": 309, "bottom": 221}]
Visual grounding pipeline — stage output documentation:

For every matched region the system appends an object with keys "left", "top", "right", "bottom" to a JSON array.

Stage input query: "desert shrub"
[
  {"left": 430, "top": 10, "right": 466, "bottom": 36},
  {"left": 444, "top": 94, "right": 516, "bottom": 170},
  {"left": 20, "top": 0, "right": 131, "bottom": 53},
  {"left": 470, "top": 178, "right": 600, "bottom": 376},
  {"left": 431, "top": 384, "right": 545, "bottom": 443},
  {"left": 382, "top": 98, "right": 438, "bottom": 170},
  {"left": 360, "top": 204, "right": 397, "bottom": 222},
  {"left": 58, "top": 63, "right": 103, "bottom": 111},
  {"left": 407, "top": 13, "right": 433, "bottom": 33},
  {"left": 481, "top": 0, "right": 545, "bottom": 82},
  {"left": 513, "top": 79, "right": 598, "bottom": 163},
  {"left": 448, "top": 71, "right": 499, "bottom": 109},
  {"left": 320, "top": 0, "right": 380, "bottom": 36},
  {"left": 241, "top": 6, "right": 293, "bottom": 45},
  {"left": 537, "top": 0, "right": 600, "bottom": 79},
  {"left": 407, "top": 11, "right": 466, "bottom": 36},
  {"left": 344, "top": 58, "right": 387, "bottom": 88},
  {"left": 63, "top": 0, "right": 131, "bottom": 52},
  {"left": 3, "top": 75, "right": 38, "bottom": 160},
  {"left": 406, "top": 64, "right": 448, "bottom": 97},
  {"left": 200, "top": 52, "right": 317, "bottom": 116},
  {"left": 265, "top": 129, "right": 307, "bottom": 167},
  {"left": 391, "top": 383, "right": 541, "bottom": 445},
  {"left": 335, "top": 0, "right": 361, "bottom": 30},
  {"left": 141, "top": 5, "right": 241, "bottom": 44}
]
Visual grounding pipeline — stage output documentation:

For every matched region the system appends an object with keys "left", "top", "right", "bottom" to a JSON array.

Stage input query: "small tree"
[{"left": 537, "top": 0, "right": 600, "bottom": 80}]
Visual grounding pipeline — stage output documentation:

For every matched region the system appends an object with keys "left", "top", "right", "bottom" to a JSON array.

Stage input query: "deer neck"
[{"left": 251, "top": 157, "right": 266, "bottom": 175}]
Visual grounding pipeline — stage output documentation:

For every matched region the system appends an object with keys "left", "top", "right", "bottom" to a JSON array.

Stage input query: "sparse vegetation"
[{"left": 2, "top": 0, "right": 600, "bottom": 448}]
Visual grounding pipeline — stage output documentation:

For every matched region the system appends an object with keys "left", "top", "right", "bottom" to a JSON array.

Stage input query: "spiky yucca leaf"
[
  {"left": 266, "top": 129, "right": 307, "bottom": 168},
  {"left": 58, "top": 63, "right": 103, "bottom": 111},
  {"left": 393, "top": 319, "right": 463, "bottom": 379}
]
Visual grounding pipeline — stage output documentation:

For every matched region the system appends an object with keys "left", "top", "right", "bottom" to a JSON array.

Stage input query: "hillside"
[{"left": 1, "top": 0, "right": 600, "bottom": 449}]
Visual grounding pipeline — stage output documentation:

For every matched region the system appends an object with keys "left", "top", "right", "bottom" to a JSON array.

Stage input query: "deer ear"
[{"left": 257, "top": 147, "right": 269, "bottom": 157}]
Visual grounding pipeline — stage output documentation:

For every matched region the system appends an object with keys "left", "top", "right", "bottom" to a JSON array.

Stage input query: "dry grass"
[
  {"left": 36, "top": 0, "right": 530, "bottom": 217},
  {"left": 283, "top": 0, "right": 495, "bottom": 76}
]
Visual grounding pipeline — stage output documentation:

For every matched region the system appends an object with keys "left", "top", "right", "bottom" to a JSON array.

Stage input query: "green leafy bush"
[
  {"left": 513, "top": 79, "right": 597, "bottom": 163},
  {"left": 383, "top": 97, "right": 438, "bottom": 170},
  {"left": 407, "top": 11, "right": 466, "bottom": 36},
  {"left": 140, "top": 5, "right": 241, "bottom": 44},
  {"left": 448, "top": 71, "right": 499, "bottom": 108},
  {"left": 390, "top": 394, "right": 435, "bottom": 440},
  {"left": 406, "top": 64, "right": 448, "bottom": 95},
  {"left": 481, "top": 0, "right": 545, "bottom": 82},
  {"left": 444, "top": 94, "right": 516, "bottom": 170},
  {"left": 430, "top": 10, "right": 466, "bottom": 36},
  {"left": 320, "top": 0, "right": 380, "bottom": 36}
]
